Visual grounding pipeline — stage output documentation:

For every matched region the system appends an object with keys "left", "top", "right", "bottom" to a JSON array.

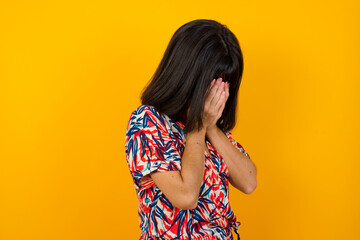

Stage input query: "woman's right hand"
[{"left": 202, "top": 77, "right": 229, "bottom": 130}]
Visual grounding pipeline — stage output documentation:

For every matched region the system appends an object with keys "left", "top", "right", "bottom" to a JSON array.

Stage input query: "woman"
[{"left": 125, "top": 19, "right": 257, "bottom": 240}]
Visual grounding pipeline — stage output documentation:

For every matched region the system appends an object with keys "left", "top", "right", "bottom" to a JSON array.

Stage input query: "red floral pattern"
[{"left": 125, "top": 105, "right": 250, "bottom": 240}]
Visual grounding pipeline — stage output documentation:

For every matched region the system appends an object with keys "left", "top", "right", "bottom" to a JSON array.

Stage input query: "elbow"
[
  {"left": 244, "top": 166, "right": 257, "bottom": 194},
  {"left": 244, "top": 181, "right": 257, "bottom": 195}
]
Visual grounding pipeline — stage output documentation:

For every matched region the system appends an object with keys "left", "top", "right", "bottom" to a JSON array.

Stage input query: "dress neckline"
[{"left": 174, "top": 120, "right": 185, "bottom": 130}]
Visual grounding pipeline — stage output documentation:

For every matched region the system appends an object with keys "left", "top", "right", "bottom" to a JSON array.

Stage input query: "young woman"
[{"left": 125, "top": 19, "right": 257, "bottom": 240}]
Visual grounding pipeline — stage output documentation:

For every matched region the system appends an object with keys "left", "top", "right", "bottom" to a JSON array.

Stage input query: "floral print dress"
[{"left": 125, "top": 105, "right": 251, "bottom": 240}]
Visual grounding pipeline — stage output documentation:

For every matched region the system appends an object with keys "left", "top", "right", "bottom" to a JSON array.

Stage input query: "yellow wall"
[{"left": 1, "top": 1, "right": 359, "bottom": 239}]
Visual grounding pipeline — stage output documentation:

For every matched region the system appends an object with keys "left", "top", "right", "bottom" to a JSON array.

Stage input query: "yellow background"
[{"left": 1, "top": 1, "right": 359, "bottom": 239}]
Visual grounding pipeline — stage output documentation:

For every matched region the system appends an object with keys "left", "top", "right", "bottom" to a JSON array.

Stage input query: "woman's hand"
[{"left": 202, "top": 77, "right": 230, "bottom": 131}]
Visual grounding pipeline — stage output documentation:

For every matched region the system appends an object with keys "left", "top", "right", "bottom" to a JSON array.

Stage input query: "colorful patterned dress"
[{"left": 125, "top": 105, "right": 251, "bottom": 240}]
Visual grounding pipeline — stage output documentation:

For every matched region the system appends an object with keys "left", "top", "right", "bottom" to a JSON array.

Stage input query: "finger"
[
  {"left": 204, "top": 79, "right": 216, "bottom": 109},
  {"left": 214, "top": 77, "right": 223, "bottom": 89},
  {"left": 206, "top": 78, "right": 221, "bottom": 104},
  {"left": 213, "top": 93, "right": 226, "bottom": 121},
  {"left": 206, "top": 78, "right": 223, "bottom": 108},
  {"left": 210, "top": 81, "right": 225, "bottom": 107},
  {"left": 216, "top": 99, "right": 226, "bottom": 119},
  {"left": 214, "top": 90, "right": 226, "bottom": 111},
  {"left": 225, "top": 82, "right": 230, "bottom": 101}
]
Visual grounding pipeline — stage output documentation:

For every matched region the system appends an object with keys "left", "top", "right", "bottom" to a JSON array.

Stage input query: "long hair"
[{"left": 141, "top": 19, "right": 244, "bottom": 133}]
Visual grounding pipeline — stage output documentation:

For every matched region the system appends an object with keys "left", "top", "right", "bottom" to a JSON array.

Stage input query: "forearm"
[
  {"left": 206, "top": 127, "right": 257, "bottom": 194},
  {"left": 179, "top": 128, "right": 206, "bottom": 201}
]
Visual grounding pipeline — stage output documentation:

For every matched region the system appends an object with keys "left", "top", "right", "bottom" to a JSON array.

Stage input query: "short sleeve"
[
  {"left": 125, "top": 106, "right": 182, "bottom": 190},
  {"left": 224, "top": 131, "right": 251, "bottom": 159}
]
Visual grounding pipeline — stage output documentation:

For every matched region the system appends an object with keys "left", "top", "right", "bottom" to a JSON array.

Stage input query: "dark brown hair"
[{"left": 141, "top": 19, "right": 244, "bottom": 133}]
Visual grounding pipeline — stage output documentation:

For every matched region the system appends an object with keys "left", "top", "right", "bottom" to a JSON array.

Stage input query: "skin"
[
  {"left": 149, "top": 77, "right": 257, "bottom": 210},
  {"left": 206, "top": 79, "right": 257, "bottom": 195}
]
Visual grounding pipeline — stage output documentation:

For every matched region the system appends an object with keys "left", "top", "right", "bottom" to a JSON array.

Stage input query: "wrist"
[
  {"left": 188, "top": 125, "right": 207, "bottom": 137},
  {"left": 206, "top": 125, "right": 221, "bottom": 138}
]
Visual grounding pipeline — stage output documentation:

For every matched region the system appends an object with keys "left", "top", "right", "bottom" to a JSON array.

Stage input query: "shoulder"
[
  {"left": 133, "top": 105, "right": 161, "bottom": 117},
  {"left": 126, "top": 105, "right": 166, "bottom": 134}
]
